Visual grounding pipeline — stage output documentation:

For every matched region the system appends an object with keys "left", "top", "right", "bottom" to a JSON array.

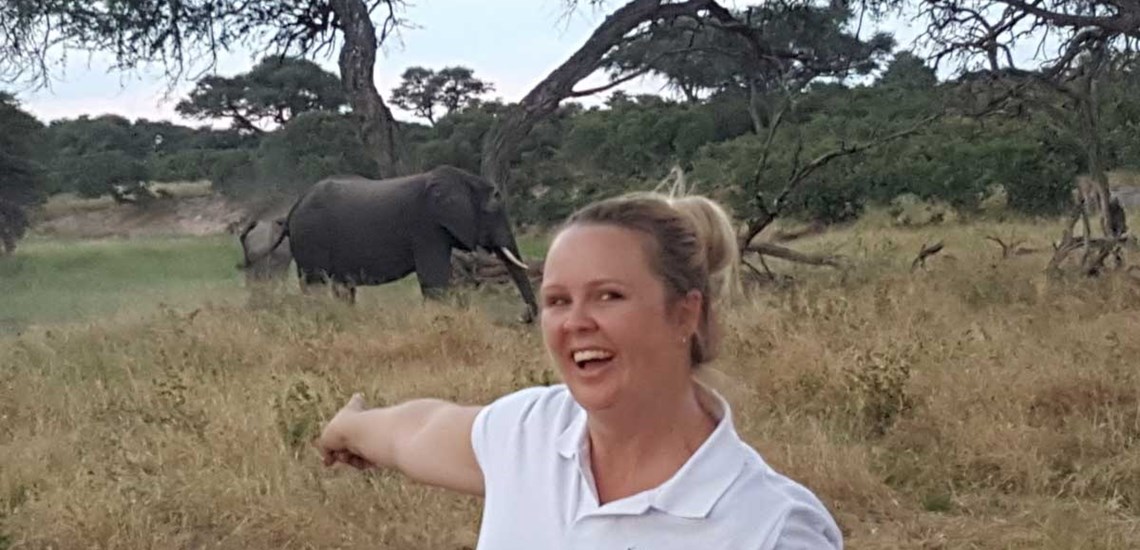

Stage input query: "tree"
[
  {"left": 478, "top": 0, "right": 894, "bottom": 194},
  {"left": 603, "top": 4, "right": 894, "bottom": 134},
  {"left": 878, "top": 51, "right": 938, "bottom": 90},
  {"left": 176, "top": 56, "right": 347, "bottom": 134},
  {"left": 0, "top": 0, "right": 408, "bottom": 177},
  {"left": 391, "top": 66, "right": 495, "bottom": 124},
  {"left": 0, "top": 92, "right": 47, "bottom": 206},
  {"left": 481, "top": 0, "right": 743, "bottom": 190},
  {"left": 254, "top": 111, "right": 379, "bottom": 195},
  {"left": 895, "top": 0, "right": 1140, "bottom": 273}
]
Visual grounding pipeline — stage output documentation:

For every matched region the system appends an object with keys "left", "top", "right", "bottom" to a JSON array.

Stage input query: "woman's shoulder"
[
  {"left": 472, "top": 385, "right": 578, "bottom": 443},
  {"left": 481, "top": 383, "right": 576, "bottom": 420},
  {"left": 728, "top": 449, "right": 843, "bottom": 548}
]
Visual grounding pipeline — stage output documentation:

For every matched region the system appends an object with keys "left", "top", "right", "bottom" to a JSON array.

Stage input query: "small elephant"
[
  {"left": 254, "top": 165, "right": 539, "bottom": 320},
  {"left": 236, "top": 218, "right": 292, "bottom": 283}
]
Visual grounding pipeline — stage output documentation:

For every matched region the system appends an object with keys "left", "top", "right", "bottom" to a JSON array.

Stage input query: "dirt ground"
[{"left": 31, "top": 193, "right": 294, "bottom": 239}]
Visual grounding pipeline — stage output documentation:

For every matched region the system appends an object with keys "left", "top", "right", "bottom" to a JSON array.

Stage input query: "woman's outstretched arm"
[{"left": 314, "top": 393, "right": 485, "bottom": 496}]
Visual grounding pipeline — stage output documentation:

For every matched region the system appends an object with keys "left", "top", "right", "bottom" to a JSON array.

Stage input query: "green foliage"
[
  {"left": 878, "top": 51, "right": 939, "bottom": 90},
  {"left": 0, "top": 92, "right": 47, "bottom": 205},
  {"left": 250, "top": 111, "right": 378, "bottom": 195},
  {"left": 391, "top": 66, "right": 494, "bottom": 124},
  {"left": 604, "top": 4, "right": 893, "bottom": 102},
  {"left": 687, "top": 75, "right": 1081, "bottom": 224},
  {"left": 176, "top": 56, "right": 346, "bottom": 132},
  {"left": 406, "top": 103, "right": 499, "bottom": 173},
  {"left": 52, "top": 151, "right": 150, "bottom": 198},
  {"left": 41, "top": 114, "right": 256, "bottom": 195}
]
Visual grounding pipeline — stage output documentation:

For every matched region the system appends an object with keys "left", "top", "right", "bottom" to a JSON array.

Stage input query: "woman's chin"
[{"left": 561, "top": 376, "right": 621, "bottom": 412}]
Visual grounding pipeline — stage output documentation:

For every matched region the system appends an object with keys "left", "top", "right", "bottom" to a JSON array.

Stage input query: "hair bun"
[{"left": 668, "top": 196, "right": 742, "bottom": 303}]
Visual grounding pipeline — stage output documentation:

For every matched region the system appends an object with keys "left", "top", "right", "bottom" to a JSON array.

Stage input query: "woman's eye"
[
  {"left": 544, "top": 296, "right": 569, "bottom": 307},
  {"left": 599, "top": 291, "right": 623, "bottom": 301}
]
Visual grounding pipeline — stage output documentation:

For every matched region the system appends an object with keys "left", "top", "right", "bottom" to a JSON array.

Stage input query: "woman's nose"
[{"left": 562, "top": 302, "right": 597, "bottom": 332}]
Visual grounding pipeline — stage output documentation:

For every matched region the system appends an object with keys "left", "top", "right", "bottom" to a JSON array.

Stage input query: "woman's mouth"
[{"left": 572, "top": 348, "right": 615, "bottom": 369}]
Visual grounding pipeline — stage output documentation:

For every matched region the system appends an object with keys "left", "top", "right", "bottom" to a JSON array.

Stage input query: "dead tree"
[
  {"left": 736, "top": 115, "right": 941, "bottom": 282},
  {"left": 906, "top": 0, "right": 1140, "bottom": 276}
]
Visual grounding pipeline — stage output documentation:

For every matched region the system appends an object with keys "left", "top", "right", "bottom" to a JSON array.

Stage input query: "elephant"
[
  {"left": 257, "top": 165, "right": 539, "bottom": 320},
  {"left": 236, "top": 218, "right": 293, "bottom": 283}
]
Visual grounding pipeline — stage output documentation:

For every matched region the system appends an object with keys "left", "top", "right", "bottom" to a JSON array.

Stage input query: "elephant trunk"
[{"left": 494, "top": 246, "right": 539, "bottom": 322}]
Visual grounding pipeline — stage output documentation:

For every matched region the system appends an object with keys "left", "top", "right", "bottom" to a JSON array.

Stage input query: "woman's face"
[{"left": 540, "top": 223, "right": 701, "bottom": 412}]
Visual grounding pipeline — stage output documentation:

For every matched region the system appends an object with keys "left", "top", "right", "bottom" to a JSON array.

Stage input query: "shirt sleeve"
[
  {"left": 771, "top": 503, "right": 843, "bottom": 550},
  {"left": 469, "top": 385, "right": 559, "bottom": 487}
]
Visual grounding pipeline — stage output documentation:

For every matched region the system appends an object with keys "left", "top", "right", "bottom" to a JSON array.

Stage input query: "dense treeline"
[{"left": 3, "top": 52, "right": 1139, "bottom": 225}]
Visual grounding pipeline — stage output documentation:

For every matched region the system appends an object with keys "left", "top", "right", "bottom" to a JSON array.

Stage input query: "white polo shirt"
[{"left": 470, "top": 384, "right": 843, "bottom": 549}]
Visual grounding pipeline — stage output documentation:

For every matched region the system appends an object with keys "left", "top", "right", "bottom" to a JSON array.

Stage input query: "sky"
[{"left": 10, "top": 1, "right": 954, "bottom": 128}]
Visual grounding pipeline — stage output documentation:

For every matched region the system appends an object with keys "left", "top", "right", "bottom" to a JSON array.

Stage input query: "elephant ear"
[{"left": 427, "top": 175, "right": 478, "bottom": 251}]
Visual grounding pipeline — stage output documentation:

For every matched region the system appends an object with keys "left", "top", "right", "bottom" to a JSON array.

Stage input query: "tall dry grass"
[{"left": 1, "top": 213, "right": 1139, "bottom": 549}]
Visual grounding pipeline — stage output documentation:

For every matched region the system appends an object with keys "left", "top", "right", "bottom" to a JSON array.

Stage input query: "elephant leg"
[
  {"left": 413, "top": 236, "right": 453, "bottom": 302},
  {"left": 298, "top": 269, "right": 326, "bottom": 296},
  {"left": 332, "top": 281, "right": 356, "bottom": 304}
]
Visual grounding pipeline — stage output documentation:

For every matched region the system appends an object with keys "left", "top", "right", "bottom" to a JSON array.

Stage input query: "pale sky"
[{"left": 10, "top": 1, "right": 950, "bottom": 127}]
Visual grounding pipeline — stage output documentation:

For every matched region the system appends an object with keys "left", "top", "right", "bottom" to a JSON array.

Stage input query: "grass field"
[
  {"left": 0, "top": 235, "right": 246, "bottom": 334},
  {"left": 1, "top": 212, "right": 1138, "bottom": 549}
]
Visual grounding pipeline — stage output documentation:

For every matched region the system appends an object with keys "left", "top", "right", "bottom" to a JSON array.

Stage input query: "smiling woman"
[{"left": 314, "top": 192, "right": 842, "bottom": 549}]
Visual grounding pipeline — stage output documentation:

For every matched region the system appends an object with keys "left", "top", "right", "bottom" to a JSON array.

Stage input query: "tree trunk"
[
  {"left": 480, "top": 0, "right": 717, "bottom": 191},
  {"left": 1078, "top": 87, "right": 1113, "bottom": 238},
  {"left": 330, "top": 0, "right": 404, "bottom": 178},
  {"left": 747, "top": 79, "right": 767, "bottom": 135}
]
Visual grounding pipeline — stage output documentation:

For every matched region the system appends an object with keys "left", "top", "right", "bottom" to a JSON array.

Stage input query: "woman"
[{"left": 314, "top": 192, "right": 842, "bottom": 549}]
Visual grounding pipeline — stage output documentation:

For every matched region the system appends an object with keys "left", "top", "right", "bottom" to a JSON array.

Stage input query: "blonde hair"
[{"left": 561, "top": 191, "right": 741, "bottom": 368}]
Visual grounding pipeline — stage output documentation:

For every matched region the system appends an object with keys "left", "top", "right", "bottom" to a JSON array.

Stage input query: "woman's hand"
[{"left": 315, "top": 393, "right": 375, "bottom": 469}]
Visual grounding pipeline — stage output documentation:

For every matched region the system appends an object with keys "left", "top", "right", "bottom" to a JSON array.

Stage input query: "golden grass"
[{"left": 1, "top": 213, "right": 1139, "bottom": 549}]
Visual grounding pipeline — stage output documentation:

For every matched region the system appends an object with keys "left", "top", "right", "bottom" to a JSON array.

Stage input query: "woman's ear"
[{"left": 674, "top": 289, "right": 704, "bottom": 336}]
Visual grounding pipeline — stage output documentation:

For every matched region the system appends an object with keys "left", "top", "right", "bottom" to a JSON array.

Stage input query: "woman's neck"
[{"left": 585, "top": 378, "right": 717, "bottom": 505}]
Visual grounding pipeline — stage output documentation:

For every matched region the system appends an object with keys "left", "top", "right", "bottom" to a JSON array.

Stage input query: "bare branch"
[
  {"left": 911, "top": 241, "right": 946, "bottom": 272},
  {"left": 739, "top": 112, "right": 943, "bottom": 250}
]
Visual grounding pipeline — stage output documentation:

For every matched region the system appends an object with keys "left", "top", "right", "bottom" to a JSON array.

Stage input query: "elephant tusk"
[{"left": 500, "top": 247, "right": 529, "bottom": 270}]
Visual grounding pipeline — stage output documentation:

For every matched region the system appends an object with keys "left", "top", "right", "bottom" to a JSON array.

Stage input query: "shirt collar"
[{"left": 555, "top": 382, "right": 748, "bottom": 519}]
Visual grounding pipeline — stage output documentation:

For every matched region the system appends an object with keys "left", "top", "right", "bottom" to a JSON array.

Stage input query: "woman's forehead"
[
  {"left": 543, "top": 225, "right": 656, "bottom": 285},
  {"left": 549, "top": 224, "right": 650, "bottom": 257}
]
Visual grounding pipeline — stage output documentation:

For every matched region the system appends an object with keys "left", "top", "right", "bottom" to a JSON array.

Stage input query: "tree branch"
[
  {"left": 570, "top": 67, "right": 651, "bottom": 97},
  {"left": 739, "top": 112, "right": 943, "bottom": 250}
]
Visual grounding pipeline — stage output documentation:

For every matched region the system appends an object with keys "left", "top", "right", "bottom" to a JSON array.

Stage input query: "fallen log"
[
  {"left": 450, "top": 251, "right": 544, "bottom": 286},
  {"left": 745, "top": 242, "right": 844, "bottom": 268}
]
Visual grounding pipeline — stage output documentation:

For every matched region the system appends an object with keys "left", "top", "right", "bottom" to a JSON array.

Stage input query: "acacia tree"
[
  {"left": 603, "top": 4, "right": 894, "bottom": 135},
  {"left": 479, "top": 0, "right": 848, "bottom": 191},
  {"left": 0, "top": 0, "right": 407, "bottom": 177},
  {"left": 176, "top": 56, "right": 347, "bottom": 134},
  {"left": 895, "top": 0, "right": 1140, "bottom": 273},
  {"left": 391, "top": 66, "right": 495, "bottom": 124}
]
